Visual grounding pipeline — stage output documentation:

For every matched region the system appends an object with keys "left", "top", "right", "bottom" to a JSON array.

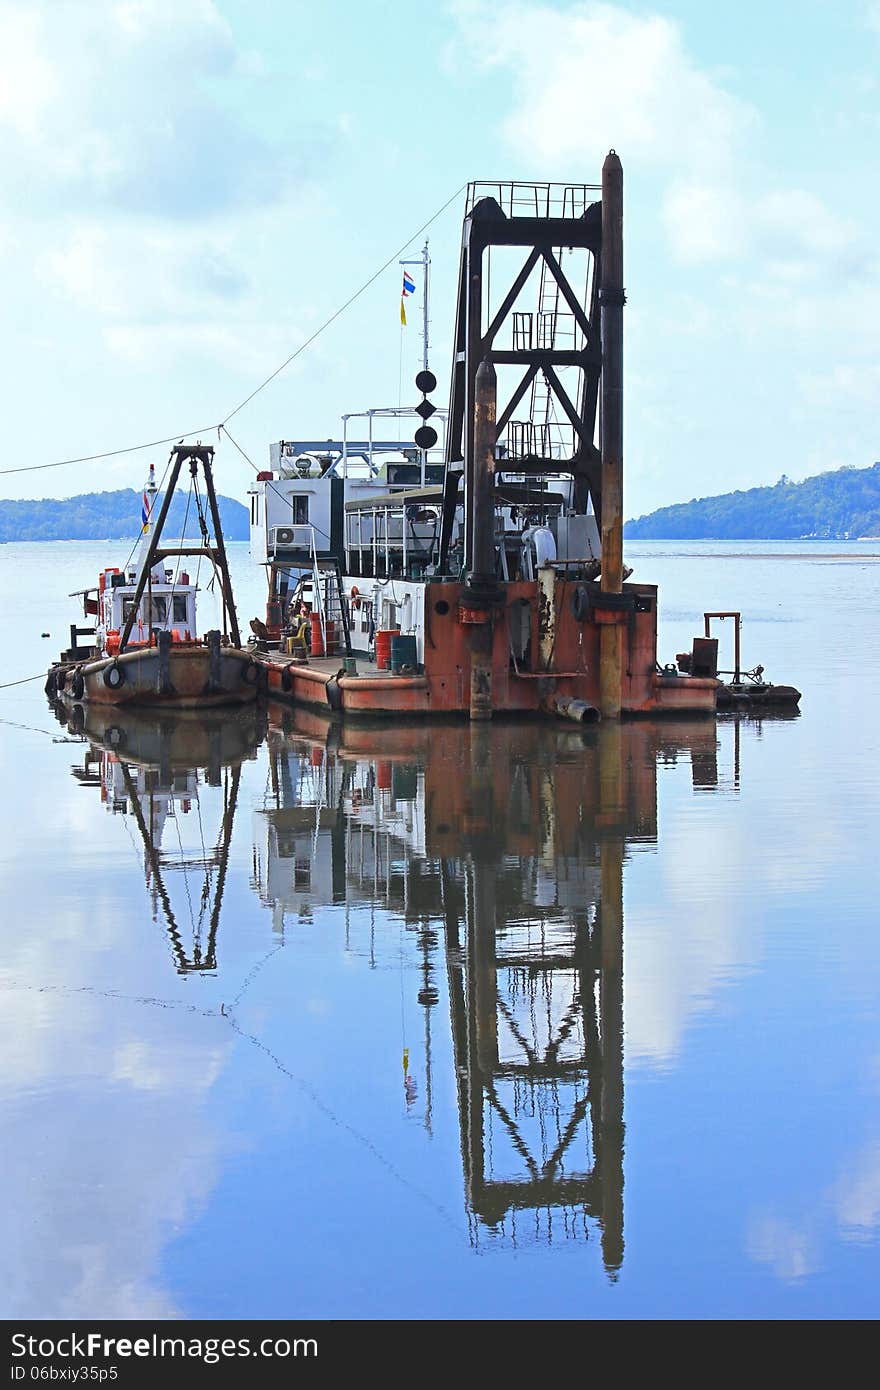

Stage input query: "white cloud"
[
  {"left": 800, "top": 362, "right": 880, "bottom": 410},
  {"left": 747, "top": 1213, "right": 818, "bottom": 1281},
  {"left": 0, "top": 3, "right": 342, "bottom": 394},
  {"left": 663, "top": 181, "right": 746, "bottom": 263},
  {"left": 455, "top": 2, "right": 862, "bottom": 279},
  {"left": 40, "top": 224, "right": 250, "bottom": 319},
  {"left": 835, "top": 1139, "right": 880, "bottom": 1239},
  {"left": 0, "top": 1, "right": 290, "bottom": 217},
  {"left": 456, "top": 1, "right": 753, "bottom": 174},
  {"left": 0, "top": 8, "right": 57, "bottom": 136}
]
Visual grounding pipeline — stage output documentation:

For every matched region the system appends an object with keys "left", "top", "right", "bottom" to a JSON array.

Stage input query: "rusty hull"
[{"left": 259, "top": 579, "right": 716, "bottom": 719}]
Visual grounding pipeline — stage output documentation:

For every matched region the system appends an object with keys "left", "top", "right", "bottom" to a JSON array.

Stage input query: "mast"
[
  {"left": 400, "top": 239, "right": 431, "bottom": 485},
  {"left": 136, "top": 464, "right": 158, "bottom": 576},
  {"left": 421, "top": 239, "right": 430, "bottom": 376}
]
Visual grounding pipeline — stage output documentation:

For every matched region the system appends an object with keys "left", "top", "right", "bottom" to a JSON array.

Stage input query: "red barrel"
[
  {"left": 310, "top": 611, "right": 324, "bottom": 656},
  {"left": 375, "top": 627, "right": 400, "bottom": 671}
]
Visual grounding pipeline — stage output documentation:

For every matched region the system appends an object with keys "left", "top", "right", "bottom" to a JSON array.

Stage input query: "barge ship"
[{"left": 247, "top": 159, "right": 717, "bottom": 721}]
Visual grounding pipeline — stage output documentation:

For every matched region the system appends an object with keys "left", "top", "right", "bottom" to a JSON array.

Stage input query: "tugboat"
[{"left": 46, "top": 442, "right": 260, "bottom": 708}]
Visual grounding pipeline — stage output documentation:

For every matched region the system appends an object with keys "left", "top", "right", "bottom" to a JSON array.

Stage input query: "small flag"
[
  {"left": 402, "top": 270, "right": 415, "bottom": 297},
  {"left": 142, "top": 464, "right": 154, "bottom": 532},
  {"left": 400, "top": 297, "right": 407, "bottom": 326}
]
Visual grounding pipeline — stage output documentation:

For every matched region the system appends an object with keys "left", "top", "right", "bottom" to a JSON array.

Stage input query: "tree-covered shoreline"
[
  {"left": 0, "top": 489, "right": 249, "bottom": 543},
  {"left": 625, "top": 463, "right": 880, "bottom": 540}
]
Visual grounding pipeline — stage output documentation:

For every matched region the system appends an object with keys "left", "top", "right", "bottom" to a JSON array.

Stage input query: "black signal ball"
[
  {"left": 414, "top": 425, "right": 438, "bottom": 450},
  {"left": 415, "top": 369, "right": 437, "bottom": 394}
]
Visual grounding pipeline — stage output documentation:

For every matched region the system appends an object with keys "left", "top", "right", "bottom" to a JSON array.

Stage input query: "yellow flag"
[{"left": 400, "top": 297, "right": 406, "bottom": 326}]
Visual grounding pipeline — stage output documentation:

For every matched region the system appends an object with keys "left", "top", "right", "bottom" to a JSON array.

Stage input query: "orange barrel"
[
  {"left": 310, "top": 611, "right": 324, "bottom": 657},
  {"left": 375, "top": 627, "right": 400, "bottom": 671},
  {"left": 376, "top": 760, "right": 392, "bottom": 791}
]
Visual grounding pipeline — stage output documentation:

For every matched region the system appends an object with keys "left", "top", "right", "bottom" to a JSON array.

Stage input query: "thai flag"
[{"left": 402, "top": 270, "right": 415, "bottom": 297}]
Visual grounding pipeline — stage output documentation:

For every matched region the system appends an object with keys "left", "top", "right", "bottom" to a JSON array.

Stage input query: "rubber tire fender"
[
  {"left": 280, "top": 665, "right": 294, "bottom": 693},
  {"left": 571, "top": 585, "right": 591, "bottom": 623},
  {"left": 71, "top": 670, "right": 85, "bottom": 700},
  {"left": 103, "top": 662, "right": 126, "bottom": 690}
]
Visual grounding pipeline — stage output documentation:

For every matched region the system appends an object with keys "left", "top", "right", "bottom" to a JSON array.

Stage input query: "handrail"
[{"left": 309, "top": 526, "right": 327, "bottom": 652}]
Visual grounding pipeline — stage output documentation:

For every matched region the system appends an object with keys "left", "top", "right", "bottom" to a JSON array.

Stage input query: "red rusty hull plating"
[{"left": 260, "top": 579, "right": 716, "bottom": 719}]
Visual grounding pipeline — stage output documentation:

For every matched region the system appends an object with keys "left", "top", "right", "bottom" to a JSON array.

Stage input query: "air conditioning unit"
[{"left": 271, "top": 524, "right": 311, "bottom": 550}]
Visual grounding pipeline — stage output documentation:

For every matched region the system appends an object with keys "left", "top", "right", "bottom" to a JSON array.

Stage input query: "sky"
[{"left": 1, "top": 0, "right": 879, "bottom": 516}]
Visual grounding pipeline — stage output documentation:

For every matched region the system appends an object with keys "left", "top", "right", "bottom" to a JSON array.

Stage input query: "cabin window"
[
  {"left": 250, "top": 496, "right": 256, "bottom": 525},
  {"left": 122, "top": 599, "right": 136, "bottom": 622},
  {"left": 291, "top": 495, "right": 309, "bottom": 525},
  {"left": 152, "top": 596, "right": 168, "bottom": 624},
  {"left": 172, "top": 595, "right": 188, "bottom": 623}
]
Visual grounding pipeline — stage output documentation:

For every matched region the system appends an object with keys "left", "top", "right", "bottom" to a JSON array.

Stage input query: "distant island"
[
  {"left": 5, "top": 463, "right": 880, "bottom": 545},
  {"left": 625, "top": 462, "right": 880, "bottom": 540},
  {"left": 0, "top": 489, "right": 249, "bottom": 543}
]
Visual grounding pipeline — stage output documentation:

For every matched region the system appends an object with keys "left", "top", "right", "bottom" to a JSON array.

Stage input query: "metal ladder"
[
  {"left": 529, "top": 253, "right": 578, "bottom": 456},
  {"left": 309, "top": 530, "right": 352, "bottom": 657}
]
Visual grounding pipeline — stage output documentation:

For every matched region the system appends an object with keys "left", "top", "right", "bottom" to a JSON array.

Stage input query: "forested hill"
[
  {"left": 0, "top": 489, "right": 249, "bottom": 543},
  {"left": 624, "top": 463, "right": 880, "bottom": 540}
]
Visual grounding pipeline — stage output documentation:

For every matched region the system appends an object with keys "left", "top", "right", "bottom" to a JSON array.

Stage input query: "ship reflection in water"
[
  {"left": 55, "top": 701, "right": 266, "bottom": 974},
  {"left": 252, "top": 707, "right": 728, "bottom": 1269}
]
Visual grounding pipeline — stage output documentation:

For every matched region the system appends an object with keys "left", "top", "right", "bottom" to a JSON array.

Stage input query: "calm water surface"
[{"left": 0, "top": 539, "right": 878, "bottom": 1319}]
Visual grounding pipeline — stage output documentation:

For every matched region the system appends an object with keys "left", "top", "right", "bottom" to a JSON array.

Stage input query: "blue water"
[{"left": 0, "top": 539, "right": 878, "bottom": 1319}]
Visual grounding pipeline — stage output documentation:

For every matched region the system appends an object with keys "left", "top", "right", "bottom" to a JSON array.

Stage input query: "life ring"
[
  {"left": 71, "top": 669, "right": 85, "bottom": 700},
  {"left": 103, "top": 662, "right": 126, "bottom": 690},
  {"left": 281, "top": 665, "right": 294, "bottom": 693}
]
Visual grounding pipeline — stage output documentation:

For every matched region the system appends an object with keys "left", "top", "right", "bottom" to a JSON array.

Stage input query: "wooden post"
[{"left": 599, "top": 150, "right": 625, "bottom": 719}]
